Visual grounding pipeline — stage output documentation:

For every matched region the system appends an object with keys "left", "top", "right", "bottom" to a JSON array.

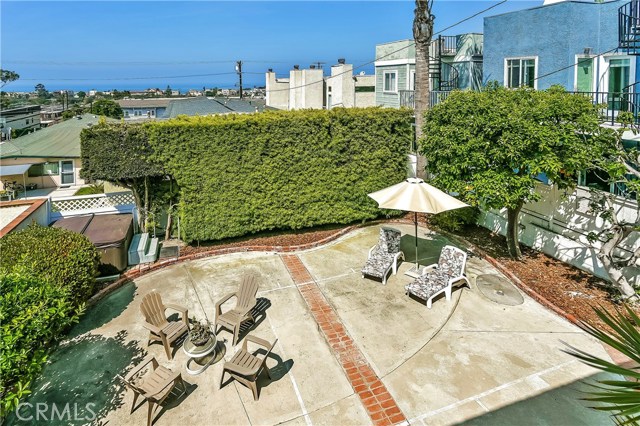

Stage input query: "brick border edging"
[{"left": 87, "top": 224, "right": 360, "bottom": 306}]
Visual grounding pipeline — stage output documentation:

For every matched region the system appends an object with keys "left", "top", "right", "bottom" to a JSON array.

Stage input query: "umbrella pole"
[{"left": 414, "top": 211, "right": 419, "bottom": 271}]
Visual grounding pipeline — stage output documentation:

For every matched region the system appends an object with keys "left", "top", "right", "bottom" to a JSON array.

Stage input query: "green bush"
[
  {"left": 149, "top": 108, "right": 412, "bottom": 242},
  {"left": 0, "top": 224, "right": 100, "bottom": 305},
  {"left": 429, "top": 207, "right": 480, "bottom": 232},
  {"left": 73, "top": 182, "right": 105, "bottom": 196},
  {"left": 0, "top": 271, "right": 83, "bottom": 415}
]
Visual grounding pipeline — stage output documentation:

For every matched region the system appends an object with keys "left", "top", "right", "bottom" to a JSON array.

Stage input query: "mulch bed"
[
  {"left": 453, "top": 224, "right": 635, "bottom": 332},
  {"left": 178, "top": 217, "right": 630, "bottom": 331}
]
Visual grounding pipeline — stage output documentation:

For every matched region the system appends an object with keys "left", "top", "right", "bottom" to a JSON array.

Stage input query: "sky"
[{"left": 1, "top": 1, "right": 541, "bottom": 92}]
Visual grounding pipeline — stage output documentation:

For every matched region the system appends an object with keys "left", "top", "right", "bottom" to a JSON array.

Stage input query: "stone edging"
[{"left": 87, "top": 224, "right": 360, "bottom": 306}]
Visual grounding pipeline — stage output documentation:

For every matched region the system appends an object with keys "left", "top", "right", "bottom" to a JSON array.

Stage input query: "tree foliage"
[
  {"left": 91, "top": 98, "right": 123, "bottom": 118},
  {"left": 0, "top": 224, "right": 100, "bottom": 305},
  {"left": 420, "top": 84, "right": 616, "bottom": 258},
  {"left": 0, "top": 271, "right": 84, "bottom": 416},
  {"left": 81, "top": 122, "right": 165, "bottom": 229},
  {"left": 0, "top": 69, "right": 19, "bottom": 88}
]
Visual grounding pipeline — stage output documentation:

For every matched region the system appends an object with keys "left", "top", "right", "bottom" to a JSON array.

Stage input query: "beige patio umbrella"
[{"left": 368, "top": 177, "right": 468, "bottom": 273}]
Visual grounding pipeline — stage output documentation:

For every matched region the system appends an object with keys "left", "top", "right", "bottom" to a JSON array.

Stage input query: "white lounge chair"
[
  {"left": 405, "top": 245, "right": 469, "bottom": 308},
  {"left": 361, "top": 227, "right": 404, "bottom": 285}
]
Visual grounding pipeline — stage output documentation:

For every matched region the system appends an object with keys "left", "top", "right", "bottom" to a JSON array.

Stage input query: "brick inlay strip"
[{"left": 281, "top": 254, "right": 407, "bottom": 426}]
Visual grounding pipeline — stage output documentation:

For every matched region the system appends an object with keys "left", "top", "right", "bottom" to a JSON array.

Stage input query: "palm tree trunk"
[{"left": 413, "top": 0, "right": 434, "bottom": 179}]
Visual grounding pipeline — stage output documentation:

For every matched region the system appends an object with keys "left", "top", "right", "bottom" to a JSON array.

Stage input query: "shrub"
[
  {"left": 73, "top": 182, "right": 105, "bottom": 196},
  {"left": 0, "top": 271, "right": 83, "bottom": 416},
  {"left": 429, "top": 207, "right": 480, "bottom": 232},
  {"left": 0, "top": 224, "right": 100, "bottom": 305},
  {"left": 149, "top": 108, "right": 412, "bottom": 242}
]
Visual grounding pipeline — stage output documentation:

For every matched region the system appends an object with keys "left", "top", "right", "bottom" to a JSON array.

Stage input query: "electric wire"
[{"left": 7, "top": 0, "right": 509, "bottom": 86}]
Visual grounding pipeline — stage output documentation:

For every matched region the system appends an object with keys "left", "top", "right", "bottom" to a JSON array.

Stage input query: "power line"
[
  {"left": 9, "top": 1, "right": 508, "bottom": 86},
  {"left": 533, "top": 47, "right": 618, "bottom": 82},
  {"left": 264, "top": 0, "right": 509, "bottom": 93},
  {"left": 17, "top": 72, "right": 238, "bottom": 82}
]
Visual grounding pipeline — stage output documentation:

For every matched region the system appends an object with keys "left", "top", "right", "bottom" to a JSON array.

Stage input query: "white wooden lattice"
[{"left": 51, "top": 192, "right": 136, "bottom": 213}]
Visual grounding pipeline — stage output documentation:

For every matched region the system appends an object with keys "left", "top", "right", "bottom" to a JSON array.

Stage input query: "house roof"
[
  {"left": 162, "top": 97, "right": 233, "bottom": 118},
  {"left": 0, "top": 114, "right": 108, "bottom": 159},
  {"left": 117, "top": 98, "right": 180, "bottom": 108},
  {"left": 216, "top": 98, "right": 265, "bottom": 113}
]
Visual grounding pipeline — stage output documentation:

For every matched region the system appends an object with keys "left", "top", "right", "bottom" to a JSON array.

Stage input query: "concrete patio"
[{"left": 8, "top": 224, "right": 617, "bottom": 426}]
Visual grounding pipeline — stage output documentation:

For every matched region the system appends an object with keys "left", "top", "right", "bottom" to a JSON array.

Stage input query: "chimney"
[
  {"left": 310, "top": 65, "right": 316, "bottom": 69},
  {"left": 293, "top": 65, "right": 300, "bottom": 70},
  {"left": 268, "top": 68, "right": 273, "bottom": 72},
  {"left": 337, "top": 58, "right": 346, "bottom": 65}
]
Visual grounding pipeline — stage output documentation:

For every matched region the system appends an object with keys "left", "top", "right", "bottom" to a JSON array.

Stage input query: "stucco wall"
[
  {"left": 265, "top": 72, "right": 290, "bottom": 110},
  {"left": 478, "top": 183, "right": 639, "bottom": 285},
  {"left": 483, "top": 0, "right": 623, "bottom": 89}
]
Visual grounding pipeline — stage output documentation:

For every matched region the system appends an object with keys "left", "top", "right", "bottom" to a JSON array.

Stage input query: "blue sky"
[{"left": 1, "top": 1, "right": 541, "bottom": 91}]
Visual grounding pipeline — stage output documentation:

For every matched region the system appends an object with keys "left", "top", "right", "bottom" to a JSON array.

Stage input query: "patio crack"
[{"left": 281, "top": 254, "right": 407, "bottom": 426}]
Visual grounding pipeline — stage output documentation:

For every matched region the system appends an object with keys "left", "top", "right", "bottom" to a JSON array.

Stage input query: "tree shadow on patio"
[
  {"left": 5, "top": 330, "right": 145, "bottom": 426},
  {"left": 67, "top": 281, "right": 137, "bottom": 339}
]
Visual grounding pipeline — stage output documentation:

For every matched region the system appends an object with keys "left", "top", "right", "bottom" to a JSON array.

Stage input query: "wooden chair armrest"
[
  {"left": 244, "top": 335, "right": 276, "bottom": 352},
  {"left": 142, "top": 322, "right": 162, "bottom": 335},
  {"left": 165, "top": 304, "right": 189, "bottom": 325},
  {"left": 215, "top": 293, "right": 236, "bottom": 318},
  {"left": 125, "top": 355, "right": 156, "bottom": 380},
  {"left": 145, "top": 371, "right": 181, "bottom": 399}
]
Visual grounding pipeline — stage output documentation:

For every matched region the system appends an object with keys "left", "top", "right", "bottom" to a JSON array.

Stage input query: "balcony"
[
  {"left": 573, "top": 90, "right": 640, "bottom": 126},
  {"left": 619, "top": 0, "right": 640, "bottom": 54},
  {"left": 398, "top": 90, "right": 453, "bottom": 109}
]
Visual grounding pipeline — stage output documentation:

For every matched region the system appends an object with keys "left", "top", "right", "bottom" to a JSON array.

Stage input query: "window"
[
  {"left": 383, "top": 71, "right": 397, "bottom": 93},
  {"left": 28, "top": 162, "right": 59, "bottom": 177},
  {"left": 506, "top": 58, "right": 536, "bottom": 88}
]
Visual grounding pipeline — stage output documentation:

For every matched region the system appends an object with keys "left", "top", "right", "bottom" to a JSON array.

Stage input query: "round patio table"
[{"left": 183, "top": 336, "right": 219, "bottom": 375}]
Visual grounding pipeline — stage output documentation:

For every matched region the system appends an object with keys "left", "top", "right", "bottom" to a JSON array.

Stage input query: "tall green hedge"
[{"left": 149, "top": 108, "right": 412, "bottom": 241}]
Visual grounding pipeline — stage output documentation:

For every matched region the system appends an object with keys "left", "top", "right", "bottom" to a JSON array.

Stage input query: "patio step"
[
  {"left": 128, "top": 232, "right": 149, "bottom": 265},
  {"left": 140, "top": 236, "right": 160, "bottom": 263}
]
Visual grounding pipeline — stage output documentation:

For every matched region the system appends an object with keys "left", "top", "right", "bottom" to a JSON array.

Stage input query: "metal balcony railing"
[
  {"left": 572, "top": 89, "right": 640, "bottom": 126},
  {"left": 619, "top": 0, "right": 640, "bottom": 54}
]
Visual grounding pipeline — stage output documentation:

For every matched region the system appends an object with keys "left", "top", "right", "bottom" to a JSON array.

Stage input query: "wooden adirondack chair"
[
  {"left": 119, "top": 356, "right": 187, "bottom": 426},
  {"left": 215, "top": 275, "right": 259, "bottom": 345},
  {"left": 140, "top": 291, "right": 189, "bottom": 360},
  {"left": 220, "top": 335, "right": 277, "bottom": 400}
]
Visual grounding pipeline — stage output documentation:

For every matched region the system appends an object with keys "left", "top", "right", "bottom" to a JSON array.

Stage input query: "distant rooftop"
[
  {"left": 162, "top": 97, "right": 267, "bottom": 118},
  {"left": 117, "top": 98, "right": 182, "bottom": 108}
]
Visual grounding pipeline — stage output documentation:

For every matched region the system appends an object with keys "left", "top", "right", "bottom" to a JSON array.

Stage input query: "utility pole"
[{"left": 236, "top": 60, "right": 243, "bottom": 99}]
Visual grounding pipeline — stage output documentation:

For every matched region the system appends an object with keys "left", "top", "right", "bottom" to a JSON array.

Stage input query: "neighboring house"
[
  {"left": 40, "top": 105, "right": 64, "bottom": 127},
  {"left": 0, "top": 114, "right": 107, "bottom": 191},
  {"left": 0, "top": 105, "right": 41, "bottom": 138},
  {"left": 265, "top": 60, "right": 376, "bottom": 110},
  {"left": 374, "top": 34, "right": 484, "bottom": 108},
  {"left": 117, "top": 98, "right": 178, "bottom": 120},
  {"left": 483, "top": 0, "right": 639, "bottom": 125}
]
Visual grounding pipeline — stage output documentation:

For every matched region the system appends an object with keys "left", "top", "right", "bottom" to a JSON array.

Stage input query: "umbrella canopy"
[
  {"left": 368, "top": 177, "right": 468, "bottom": 214},
  {"left": 368, "top": 177, "right": 469, "bottom": 273}
]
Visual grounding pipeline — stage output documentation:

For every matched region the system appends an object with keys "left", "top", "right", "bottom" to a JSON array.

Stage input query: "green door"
[
  {"left": 608, "top": 59, "right": 630, "bottom": 111},
  {"left": 576, "top": 58, "right": 593, "bottom": 92}
]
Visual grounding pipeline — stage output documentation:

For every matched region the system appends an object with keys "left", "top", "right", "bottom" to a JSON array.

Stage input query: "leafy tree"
[
  {"left": 34, "top": 83, "right": 48, "bottom": 99},
  {"left": 165, "top": 85, "right": 172, "bottom": 97},
  {"left": 81, "top": 122, "right": 165, "bottom": 230},
  {"left": 564, "top": 305, "right": 640, "bottom": 424},
  {"left": 585, "top": 116, "right": 639, "bottom": 301},
  {"left": 91, "top": 98, "right": 123, "bottom": 118},
  {"left": 421, "top": 84, "right": 616, "bottom": 259},
  {"left": 413, "top": 0, "right": 435, "bottom": 178},
  {"left": 76, "top": 90, "right": 86, "bottom": 100},
  {"left": 0, "top": 69, "right": 19, "bottom": 88}
]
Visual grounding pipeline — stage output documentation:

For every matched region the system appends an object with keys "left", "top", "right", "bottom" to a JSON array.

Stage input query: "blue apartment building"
[{"left": 483, "top": 0, "right": 639, "bottom": 125}]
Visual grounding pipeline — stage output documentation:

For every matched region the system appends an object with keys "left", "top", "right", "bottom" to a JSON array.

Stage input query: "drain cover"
[{"left": 476, "top": 274, "right": 524, "bottom": 306}]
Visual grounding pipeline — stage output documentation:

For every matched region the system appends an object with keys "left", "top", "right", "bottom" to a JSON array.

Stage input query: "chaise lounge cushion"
[
  {"left": 404, "top": 269, "right": 450, "bottom": 300},
  {"left": 361, "top": 227, "right": 403, "bottom": 281}
]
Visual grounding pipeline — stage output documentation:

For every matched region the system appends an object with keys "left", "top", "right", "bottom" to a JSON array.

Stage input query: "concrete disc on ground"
[{"left": 476, "top": 274, "right": 524, "bottom": 306}]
